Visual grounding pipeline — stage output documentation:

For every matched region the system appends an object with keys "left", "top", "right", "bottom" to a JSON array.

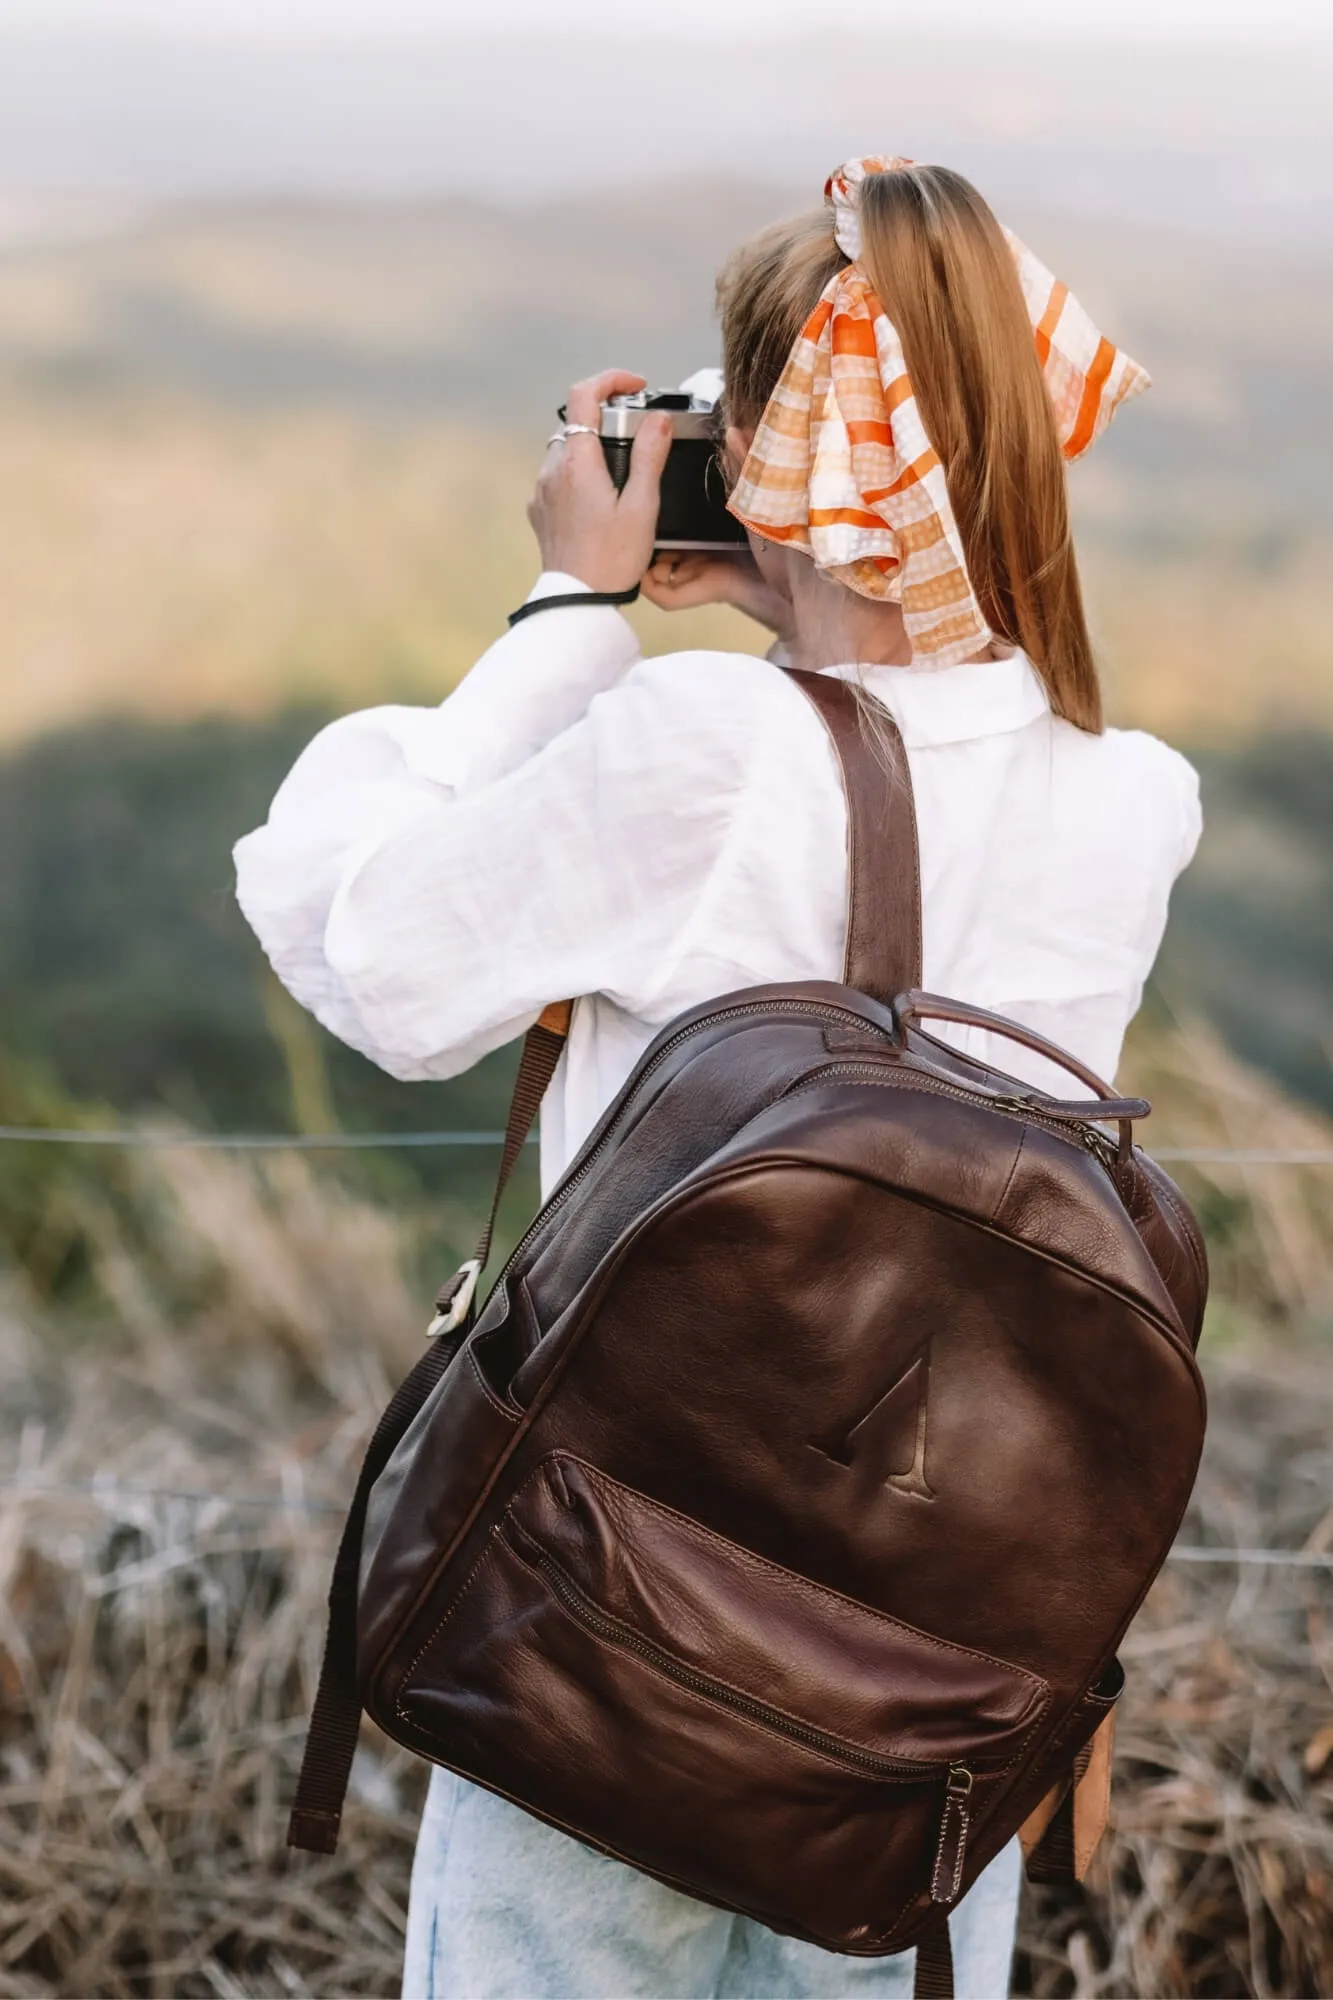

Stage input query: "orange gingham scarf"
[{"left": 728, "top": 155, "right": 1150, "bottom": 668}]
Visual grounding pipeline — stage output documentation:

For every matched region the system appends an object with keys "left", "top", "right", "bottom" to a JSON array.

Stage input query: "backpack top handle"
[{"left": 893, "top": 991, "right": 1151, "bottom": 1165}]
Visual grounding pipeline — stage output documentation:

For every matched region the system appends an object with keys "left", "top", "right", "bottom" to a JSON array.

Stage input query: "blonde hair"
[{"left": 717, "top": 166, "right": 1102, "bottom": 733}]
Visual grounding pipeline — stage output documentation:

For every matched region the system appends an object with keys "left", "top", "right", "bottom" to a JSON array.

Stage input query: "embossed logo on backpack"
[{"left": 812, "top": 1347, "right": 934, "bottom": 1499}]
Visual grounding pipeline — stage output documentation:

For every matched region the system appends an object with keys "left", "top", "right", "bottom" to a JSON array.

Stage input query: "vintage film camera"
[{"left": 567, "top": 372, "right": 749, "bottom": 553}]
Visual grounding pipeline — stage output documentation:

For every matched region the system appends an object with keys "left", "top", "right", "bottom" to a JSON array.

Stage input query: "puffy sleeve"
[{"left": 233, "top": 578, "right": 761, "bottom": 1081}]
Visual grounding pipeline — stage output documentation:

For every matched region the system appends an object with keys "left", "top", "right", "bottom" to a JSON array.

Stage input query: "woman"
[{"left": 235, "top": 159, "right": 1200, "bottom": 2000}]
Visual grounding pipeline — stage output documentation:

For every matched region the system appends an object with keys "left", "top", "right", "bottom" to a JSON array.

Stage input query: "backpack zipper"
[
  {"left": 793, "top": 1061, "right": 1123, "bottom": 1168},
  {"left": 525, "top": 1538, "right": 975, "bottom": 1896}
]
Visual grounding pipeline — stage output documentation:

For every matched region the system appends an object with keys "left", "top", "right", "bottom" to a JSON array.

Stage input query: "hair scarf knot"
[{"left": 727, "top": 155, "right": 1149, "bottom": 669}]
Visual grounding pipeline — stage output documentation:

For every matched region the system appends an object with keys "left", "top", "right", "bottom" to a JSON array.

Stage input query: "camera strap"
[{"left": 507, "top": 584, "right": 640, "bottom": 627}]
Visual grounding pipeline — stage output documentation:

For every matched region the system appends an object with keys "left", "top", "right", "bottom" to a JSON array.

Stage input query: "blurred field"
[{"left": 0, "top": 395, "right": 754, "bottom": 744}]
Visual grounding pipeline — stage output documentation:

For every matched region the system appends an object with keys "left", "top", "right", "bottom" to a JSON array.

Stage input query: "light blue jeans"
[{"left": 403, "top": 1769, "right": 1022, "bottom": 2000}]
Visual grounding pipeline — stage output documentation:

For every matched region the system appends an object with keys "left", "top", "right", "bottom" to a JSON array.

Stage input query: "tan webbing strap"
[
  {"left": 782, "top": 669, "right": 923, "bottom": 1009},
  {"left": 1021, "top": 1708, "right": 1116, "bottom": 1883}
]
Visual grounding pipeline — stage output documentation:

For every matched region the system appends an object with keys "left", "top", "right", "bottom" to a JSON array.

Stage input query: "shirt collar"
[{"left": 819, "top": 652, "right": 1050, "bottom": 748}]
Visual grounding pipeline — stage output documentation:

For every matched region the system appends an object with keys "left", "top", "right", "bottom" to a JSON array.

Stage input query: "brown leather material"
[
  {"left": 289, "top": 669, "right": 1207, "bottom": 1976},
  {"left": 463, "top": 1011, "right": 570, "bottom": 1282},
  {"left": 785, "top": 670, "right": 922, "bottom": 1007}
]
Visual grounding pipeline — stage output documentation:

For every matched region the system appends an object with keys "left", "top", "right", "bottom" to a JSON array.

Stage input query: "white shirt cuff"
[{"left": 526, "top": 570, "right": 596, "bottom": 602}]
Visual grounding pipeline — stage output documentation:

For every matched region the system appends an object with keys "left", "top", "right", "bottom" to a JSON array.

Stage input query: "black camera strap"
[{"left": 507, "top": 584, "right": 640, "bottom": 627}]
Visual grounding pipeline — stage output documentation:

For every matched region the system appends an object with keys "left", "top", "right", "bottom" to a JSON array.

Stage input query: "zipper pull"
[
  {"left": 1080, "top": 1123, "right": 1119, "bottom": 1168},
  {"left": 929, "top": 1764, "right": 974, "bottom": 1905}
]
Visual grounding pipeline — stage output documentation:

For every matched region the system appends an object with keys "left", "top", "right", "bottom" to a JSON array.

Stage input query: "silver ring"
[
  {"left": 560, "top": 423, "right": 599, "bottom": 440},
  {"left": 546, "top": 429, "right": 567, "bottom": 447}
]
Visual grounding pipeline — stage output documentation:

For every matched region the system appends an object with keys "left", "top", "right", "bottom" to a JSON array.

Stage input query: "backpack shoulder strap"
[
  {"left": 287, "top": 1002, "right": 572, "bottom": 1854},
  {"left": 783, "top": 668, "right": 923, "bottom": 1007}
]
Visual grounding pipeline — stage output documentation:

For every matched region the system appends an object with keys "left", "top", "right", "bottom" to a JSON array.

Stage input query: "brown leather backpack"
[{"left": 287, "top": 671, "right": 1207, "bottom": 1999}]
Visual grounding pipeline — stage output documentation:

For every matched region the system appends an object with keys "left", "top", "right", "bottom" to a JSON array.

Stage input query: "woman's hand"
[
  {"left": 641, "top": 549, "right": 795, "bottom": 642},
  {"left": 528, "top": 370, "right": 673, "bottom": 593}
]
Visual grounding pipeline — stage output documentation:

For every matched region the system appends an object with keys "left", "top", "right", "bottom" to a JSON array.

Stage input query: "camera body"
[{"left": 597, "top": 388, "right": 748, "bottom": 552}]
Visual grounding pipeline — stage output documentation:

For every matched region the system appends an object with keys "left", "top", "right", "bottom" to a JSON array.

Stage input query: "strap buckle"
[{"left": 426, "top": 1259, "right": 482, "bottom": 1339}]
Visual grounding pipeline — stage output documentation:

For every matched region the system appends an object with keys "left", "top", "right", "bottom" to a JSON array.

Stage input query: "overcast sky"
[
  {"left": 8, "top": 0, "right": 1333, "bottom": 38},
  {"left": 2, "top": 0, "right": 1329, "bottom": 236}
]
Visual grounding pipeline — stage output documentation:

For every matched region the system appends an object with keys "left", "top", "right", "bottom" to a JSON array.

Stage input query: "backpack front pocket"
[{"left": 392, "top": 1454, "right": 1049, "bottom": 1950}]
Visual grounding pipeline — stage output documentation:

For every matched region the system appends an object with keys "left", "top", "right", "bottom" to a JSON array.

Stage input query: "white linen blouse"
[{"left": 234, "top": 572, "right": 1202, "bottom": 1195}]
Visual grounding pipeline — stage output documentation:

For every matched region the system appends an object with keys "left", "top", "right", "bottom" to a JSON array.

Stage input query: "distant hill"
[
  {"left": 3, "top": 187, "right": 1331, "bottom": 509},
  {"left": 0, "top": 188, "right": 1329, "bottom": 745}
]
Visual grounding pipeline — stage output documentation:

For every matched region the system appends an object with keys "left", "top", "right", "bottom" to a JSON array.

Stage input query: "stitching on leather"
[
  {"left": 948, "top": 1807, "right": 969, "bottom": 1901},
  {"left": 928, "top": 1796, "right": 968, "bottom": 1903},
  {"left": 562, "top": 1455, "right": 1049, "bottom": 1719},
  {"left": 786, "top": 1072, "right": 1092, "bottom": 1157},
  {"left": 901, "top": 734, "right": 923, "bottom": 985},
  {"left": 395, "top": 1532, "right": 503, "bottom": 1722}
]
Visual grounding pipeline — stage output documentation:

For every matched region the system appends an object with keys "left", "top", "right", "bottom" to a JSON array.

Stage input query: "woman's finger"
[
  {"left": 564, "top": 370, "right": 647, "bottom": 432},
  {"left": 641, "top": 554, "right": 735, "bottom": 611},
  {"left": 647, "top": 554, "right": 707, "bottom": 591},
  {"left": 622, "top": 413, "right": 673, "bottom": 511}
]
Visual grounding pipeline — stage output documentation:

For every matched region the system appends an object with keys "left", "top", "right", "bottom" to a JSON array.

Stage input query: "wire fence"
[
  {"left": 0, "top": 1125, "right": 516, "bottom": 1149},
  {"left": 1, "top": 1125, "right": 1330, "bottom": 1165},
  {"left": 3, "top": 1477, "right": 1330, "bottom": 1570}
]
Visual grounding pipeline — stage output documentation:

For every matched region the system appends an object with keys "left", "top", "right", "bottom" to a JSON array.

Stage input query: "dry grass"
[
  {"left": 0, "top": 1145, "right": 431, "bottom": 1999},
  {"left": 1016, "top": 1346, "right": 1333, "bottom": 1999},
  {"left": 0, "top": 1055, "right": 1329, "bottom": 1997}
]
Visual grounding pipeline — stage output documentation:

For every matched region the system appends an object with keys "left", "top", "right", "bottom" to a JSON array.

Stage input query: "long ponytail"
[
  {"left": 719, "top": 170, "right": 1103, "bottom": 731},
  {"left": 857, "top": 166, "right": 1100, "bottom": 731}
]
